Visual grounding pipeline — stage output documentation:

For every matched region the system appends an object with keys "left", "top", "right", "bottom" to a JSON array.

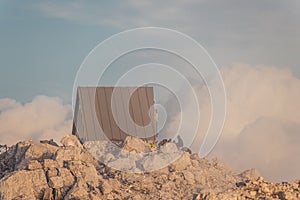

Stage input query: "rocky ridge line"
[{"left": 0, "top": 135, "right": 299, "bottom": 200}]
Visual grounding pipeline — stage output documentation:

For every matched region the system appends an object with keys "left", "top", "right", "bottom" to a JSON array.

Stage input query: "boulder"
[
  {"left": 0, "top": 145, "right": 7, "bottom": 155},
  {"left": 183, "top": 170, "right": 195, "bottom": 185},
  {"left": 101, "top": 153, "right": 115, "bottom": 163},
  {"left": 48, "top": 168, "right": 74, "bottom": 189},
  {"left": 101, "top": 180, "right": 113, "bottom": 194},
  {"left": 24, "top": 142, "right": 58, "bottom": 160},
  {"left": 160, "top": 142, "right": 178, "bottom": 154},
  {"left": 83, "top": 140, "right": 109, "bottom": 155},
  {"left": 141, "top": 154, "right": 168, "bottom": 172},
  {"left": 67, "top": 161, "right": 101, "bottom": 186},
  {"left": 108, "top": 157, "right": 137, "bottom": 171},
  {"left": 123, "top": 136, "right": 151, "bottom": 153},
  {"left": 43, "top": 159, "right": 59, "bottom": 169},
  {"left": 0, "top": 169, "right": 48, "bottom": 200},
  {"left": 42, "top": 188, "right": 53, "bottom": 200},
  {"left": 171, "top": 152, "right": 192, "bottom": 171},
  {"left": 55, "top": 146, "right": 82, "bottom": 167},
  {"left": 64, "top": 179, "right": 101, "bottom": 200},
  {"left": 61, "top": 134, "right": 82, "bottom": 148},
  {"left": 27, "top": 160, "right": 43, "bottom": 170},
  {"left": 239, "top": 168, "right": 260, "bottom": 181},
  {"left": 46, "top": 168, "right": 59, "bottom": 178}
]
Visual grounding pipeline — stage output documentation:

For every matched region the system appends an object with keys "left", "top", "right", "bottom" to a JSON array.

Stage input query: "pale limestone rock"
[
  {"left": 1, "top": 135, "right": 300, "bottom": 200},
  {"left": 48, "top": 168, "right": 74, "bottom": 189},
  {"left": 183, "top": 170, "right": 195, "bottom": 184},
  {"left": 42, "top": 188, "right": 53, "bottom": 200},
  {"left": 67, "top": 161, "right": 101, "bottom": 186},
  {"left": 0, "top": 169, "right": 48, "bottom": 200},
  {"left": 46, "top": 168, "right": 59, "bottom": 178},
  {"left": 239, "top": 168, "right": 260, "bottom": 181},
  {"left": 83, "top": 140, "right": 109, "bottom": 155},
  {"left": 55, "top": 146, "right": 82, "bottom": 167},
  {"left": 61, "top": 134, "right": 82, "bottom": 148},
  {"left": 58, "top": 168, "right": 75, "bottom": 186},
  {"left": 48, "top": 176, "right": 64, "bottom": 189},
  {"left": 27, "top": 160, "right": 42, "bottom": 170},
  {"left": 123, "top": 136, "right": 151, "bottom": 153},
  {"left": 191, "top": 159, "right": 200, "bottom": 168},
  {"left": 109, "top": 157, "right": 137, "bottom": 171},
  {"left": 101, "top": 152, "right": 115, "bottom": 163},
  {"left": 249, "top": 190, "right": 257, "bottom": 197},
  {"left": 132, "top": 194, "right": 143, "bottom": 200},
  {"left": 43, "top": 159, "right": 59, "bottom": 169},
  {"left": 141, "top": 154, "right": 168, "bottom": 171},
  {"left": 24, "top": 142, "right": 58, "bottom": 160},
  {"left": 160, "top": 142, "right": 178, "bottom": 154},
  {"left": 64, "top": 179, "right": 101, "bottom": 200},
  {"left": 153, "top": 166, "right": 169, "bottom": 175},
  {"left": 101, "top": 180, "right": 113, "bottom": 194},
  {"left": 171, "top": 152, "right": 192, "bottom": 171}
]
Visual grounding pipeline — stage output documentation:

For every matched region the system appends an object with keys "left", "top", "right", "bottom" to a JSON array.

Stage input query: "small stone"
[
  {"left": 239, "top": 168, "right": 261, "bottom": 181},
  {"left": 249, "top": 190, "right": 257, "bottom": 197},
  {"left": 291, "top": 181, "right": 299, "bottom": 189},
  {"left": 160, "top": 142, "right": 178, "bottom": 154},
  {"left": 43, "top": 159, "right": 59, "bottom": 169},
  {"left": 40, "top": 139, "right": 59, "bottom": 147},
  {"left": 42, "top": 188, "right": 53, "bottom": 200},
  {"left": 132, "top": 194, "right": 143, "bottom": 200},
  {"left": 25, "top": 142, "right": 58, "bottom": 160},
  {"left": 257, "top": 176, "right": 264, "bottom": 182},
  {"left": 47, "top": 169, "right": 59, "bottom": 178},
  {"left": 236, "top": 182, "right": 247, "bottom": 187},
  {"left": 61, "top": 134, "right": 82, "bottom": 148},
  {"left": 171, "top": 152, "right": 192, "bottom": 171},
  {"left": 123, "top": 136, "right": 151, "bottom": 153},
  {"left": 183, "top": 170, "right": 195, "bottom": 185},
  {"left": 101, "top": 153, "right": 115, "bottom": 163},
  {"left": 277, "top": 191, "right": 286, "bottom": 200},
  {"left": 141, "top": 154, "right": 169, "bottom": 172},
  {"left": 108, "top": 157, "right": 137, "bottom": 171},
  {"left": 190, "top": 153, "right": 200, "bottom": 160},
  {"left": 0, "top": 144, "right": 7, "bottom": 155},
  {"left": 49, "top": 176, "right": 64, "bottom": 188},
  {"left": 192, "top": 194, "right": 201, "bottom": 200},
  {"left": 55, "top": 146, "right": 82, "bottom": 167},
  {"left": 27, "top": 160, "right": 42, "bottom": 170},
  {"left": 101, "top": 180, "right": 113, "bottom": 194}
]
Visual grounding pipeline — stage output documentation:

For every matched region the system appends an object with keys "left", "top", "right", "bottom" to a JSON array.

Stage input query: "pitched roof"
[{"left": 72, "top": 87, "right": 157, "bottom": 142}]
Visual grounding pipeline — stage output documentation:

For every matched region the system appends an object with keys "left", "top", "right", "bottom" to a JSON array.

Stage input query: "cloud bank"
[
  {"left": 0, "top": 96, "right": 72, "bottom": 145},
  {"left": 167, "top": 63, "right": 300, "bottom": 182},
  {"left": 182, "top": 64, "right": 300, "bottom": 182}
]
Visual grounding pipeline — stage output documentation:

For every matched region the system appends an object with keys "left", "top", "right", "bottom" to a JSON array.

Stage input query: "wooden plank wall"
[{"left": 73, "top": 87, "right": 156, "bottom": 142}]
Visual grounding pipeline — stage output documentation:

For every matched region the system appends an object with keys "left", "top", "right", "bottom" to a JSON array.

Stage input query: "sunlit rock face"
[{"left": 0, "top": 134, "right": 299, "bottom": 200}]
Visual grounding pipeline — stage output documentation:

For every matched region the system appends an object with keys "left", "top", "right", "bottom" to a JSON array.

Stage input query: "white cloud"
[
  {"left": 168, "top": 63, "right": 300, "bottom": 182},
  {"left": 0, "top": 98, "right": 20, "bottom": 112},
  {"left": 209, "top": 64, "right": 300, "bottom": 182},
  {"left": 0, "top": 96, "right": 72, "bottom": 145},
  {"left": 229, "top": 117, "right": 300, "bottom": 182}
]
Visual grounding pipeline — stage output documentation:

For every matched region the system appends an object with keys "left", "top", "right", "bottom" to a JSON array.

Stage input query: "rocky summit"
[{"left": 0, "top": 135, "right": 299, "bottom": 200}]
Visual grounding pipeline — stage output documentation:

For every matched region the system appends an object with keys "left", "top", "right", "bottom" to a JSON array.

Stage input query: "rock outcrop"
[{"left": 0, "top": 134, "right": 299, "bottom": 200}]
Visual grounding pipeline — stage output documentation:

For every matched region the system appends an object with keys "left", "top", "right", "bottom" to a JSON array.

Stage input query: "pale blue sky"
[{"left": 0, "top": 0, "right": 299, "bottom": 103}]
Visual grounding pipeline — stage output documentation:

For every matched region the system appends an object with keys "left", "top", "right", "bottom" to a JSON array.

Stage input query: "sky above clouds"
[
  {"left": 1, "top": 0, "right": 300, "bottom": 102},
  {"left": 0, "top": 1, "right": 300, "bottom": 181}
]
